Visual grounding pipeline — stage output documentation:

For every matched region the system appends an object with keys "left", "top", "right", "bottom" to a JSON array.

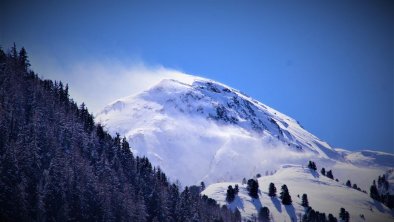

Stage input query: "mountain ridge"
[{"left": 96, "top": 75, "right": 389, "bottom": 186}]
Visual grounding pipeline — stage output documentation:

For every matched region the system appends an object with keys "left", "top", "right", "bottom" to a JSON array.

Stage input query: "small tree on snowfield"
[
  {"left": 226, "top": 185, "right": 235, "bottom": 202},
  {"left": 234, "top": 184, "right": 239, "bottom": 195},
  {"left": 308, "top": 161, "right": 317, "bottom": 171},
  {"left": 268, "top": 183, "right": 276, "bottom": 197},
  {"left": 258, "top": 206, "right": 270, "bottom": 222},
  {"left": 301, "top": 193, "right": 309, "bottom": 207},
  {"left": 346, "top": 180, "right": 351, "bottom": 187},
  {"left": 328, "top": 213, "right": 338, "bottom": 222},
  {"left": 326, "top": 170, "right": 334, "bottom": 179},
  {"left": 247, "top": 179, "right": 259, "bottom": 198},
  {"left": 321, "top": 168, "right": 326, "bottom": 176},
  {"left": 279, "top": 184, "right": 292, "bottom": 205},
  {"left": 339, "top": 208, "right": 350, "bottom": 222},
  {"left": 200, "top": 181, "right": 206, "bottom": 191}
]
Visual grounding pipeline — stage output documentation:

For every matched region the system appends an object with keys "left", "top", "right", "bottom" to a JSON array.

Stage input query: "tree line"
[{"left": 0, "top": 45, "right": 241, "bottom": 222}]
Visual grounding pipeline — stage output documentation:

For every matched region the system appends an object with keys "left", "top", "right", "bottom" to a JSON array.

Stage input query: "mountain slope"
[
  {"left": 0, "top": 47, "right": 240, "bottom": 222},
  {"left": 97, "top": 75, "right": 344, "bottom": 185},
  {"left": 202, "top": 165, "right": 394, "bottom": 222},
  {"left": 336, "top": 148, "right": 394, "bottom": 168}
]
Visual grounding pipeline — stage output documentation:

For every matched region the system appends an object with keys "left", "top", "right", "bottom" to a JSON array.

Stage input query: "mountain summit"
[{"left": 97, "top": 75, "right": 345, "bottom": 185}]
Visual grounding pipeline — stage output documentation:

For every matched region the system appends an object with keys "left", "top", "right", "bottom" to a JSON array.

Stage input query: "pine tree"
[
  {"left": 307, "top": 161, "right": 317, "bottom": 170},
  {"left": 370, "top": 180, "right": 380, "bottom": 201},
  {"left": 10, "top": 42, "right": 18, "bottom": 60},
  {"left": 200, "top": 181, "right": 206, "bottom": 191},
  {"left": 234, "top": 184, "right": 239, "bottom": 195},
  {"left": 328, "top": 213, "right": 338, "bottom": 222},
  {"left": 279, "top": 184, "right": 292, "bottom": 205},
  {"left": 326, "top": 170, "right": 334, "bottom": 179},
  {"left": 18, "top": 47, "right": 30, "bottom": 70},
  {"left": 301, "top": 194, "right": 309, "bottom": 207},
  {"left": 247, "top": 179, "right": 259, "bottom": 198},
  {"left": 339, "top": 208, "right": 349, "bottom": 222},
  {"left": 226, "top": 185, "right": 236, "bottom": 203},
  {"left": 258, "top": 206, "right": 270, "bottom": 222},
  {"left": 346, "top": 180, "right": 351, "bottom": 187},
  {"left": 321, "top": 168, "right": 326, "bottom": 176},
  {"left": 268, "top": 183, "right": 276, "bottom": 197}
]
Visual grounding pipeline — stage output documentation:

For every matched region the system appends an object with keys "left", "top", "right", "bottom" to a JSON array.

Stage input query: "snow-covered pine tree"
[
  {"left": 301, "top": 194, "right": 309, "bottom": 207},
  {"left": 279, "top": 184, "right": 292, "bottom": 205},
  {"left": 268, "top": 183, "right": 276, "bottom": 197}
]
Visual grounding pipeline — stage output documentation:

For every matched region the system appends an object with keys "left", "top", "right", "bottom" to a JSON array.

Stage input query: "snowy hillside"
[
  {"left": 96, "top": 74, "right": 393, "bottom": 186},
  {"left": 335, "top": 148, "right": 394, "bottom": 168},
  {"left": 202, "top": 165, "right": 394, "bottom": 222}
]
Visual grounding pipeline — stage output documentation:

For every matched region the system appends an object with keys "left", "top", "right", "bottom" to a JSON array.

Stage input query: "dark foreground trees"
[{"left": 0, "top": 46, "right": 241, "bottom": 222}]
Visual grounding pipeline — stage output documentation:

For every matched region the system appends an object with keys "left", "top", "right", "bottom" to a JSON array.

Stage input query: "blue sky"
[{"left": 1, "top": 0, "right": 393, "bottom": 153}]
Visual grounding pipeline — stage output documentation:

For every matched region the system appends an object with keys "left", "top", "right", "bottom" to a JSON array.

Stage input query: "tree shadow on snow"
[
  {"left": 285, "top": 204, "right": 297, "bottom": 222},
  {"left": 271, "top": 197, "right": 282, "bottom": 213},
  {"left": 228, "top": 196, "right": 244, "bottom": 211},
  {"left": 310, "top": 169, "right": 320, "bottom": 178},
  {"left": 372, "top": 199, "right": 386, "bottom": 213},
  {"left": 251, "top": 197, "right": 262, "bottom": 212}
]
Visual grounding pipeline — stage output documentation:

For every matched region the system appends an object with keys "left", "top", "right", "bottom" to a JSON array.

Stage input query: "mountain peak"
[{"left": 97, "top": 74, "right": 339, "bottom": 184}]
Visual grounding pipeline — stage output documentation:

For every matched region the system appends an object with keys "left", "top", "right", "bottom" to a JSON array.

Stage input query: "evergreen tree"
[
  {"left": 258, "top": 206, "right": 270, "bottom": 222},
  {"left": 301, "top": 193, "right": 309, "bottom": 207},
  {"left": 321, "top": 168, "right": 326, "bottom": 176},
  {"left": 370, "top": 180, "right": 380, "bottom": 201},
  {"left": 307, "top": 161, "right": 317, "bottom": 170},
  {"left": 200, "top": 181, "right": 206, "bottom": 191},
  {"left": 234, "top": 209, "right": 242, "bottom": 221},
  {"left": 339, "top": 208, "right": 349, "bottom": 222},
  {"left": 10, "top": 42, "right": 17, "bottom": 60},
  {"left": 303, "top": 206, "right": 336, "bottom": 222},
  {"left": 279, "top": 184, "right": 292, "bottom": 205},
  {"left": 18, "top": 47, "right": 30, "bottom": 70},
  {"left": 268, "top": 183, "right": 276, "bottom": 197},
  {"left": 234, "top": 184, "right": 239, "bottom": 195},
  {"left": 0, "top": 46, "right": 6, "bottom": 61},
  {"left": 226, "top": 185, "right": 236, "bottom": 203},
  {"left": 247, "top": 179, "right": 259, "bottom": 198},
  {"left": 328, "top": 213, "right": 338, "bottom": 222},
  {"left": 346, "top": 180, "right": 351, "bottom": 187},
  {"left": 326, "top": 170, "right": 334, "bottom": 179}
]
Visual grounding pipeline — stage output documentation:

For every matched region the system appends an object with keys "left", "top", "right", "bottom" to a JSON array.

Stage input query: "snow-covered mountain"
[
  {"left": 202, "top": 164, "right": 393, "bottom": 221},
  {"left": 96, "top": 75, "right": 392, "bottom": 187},
  {"left": 97, "top": 74, "right": 394, "bottom": 221}
]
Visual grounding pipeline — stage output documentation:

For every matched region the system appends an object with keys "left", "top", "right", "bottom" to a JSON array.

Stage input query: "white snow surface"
[
  {"left": 202, "top": 165, "right": 394, "bottom": 222},
  {"left": 335, "top": 148, "right": 394, "bottom": 168},
  {"left": 96, "top": 75, "right": 393, "bottom": 188}
]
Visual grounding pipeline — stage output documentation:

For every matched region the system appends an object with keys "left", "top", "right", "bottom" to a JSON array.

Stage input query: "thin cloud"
[{"left": 34, "top": 58, "right": 191, "bottom": 114}]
